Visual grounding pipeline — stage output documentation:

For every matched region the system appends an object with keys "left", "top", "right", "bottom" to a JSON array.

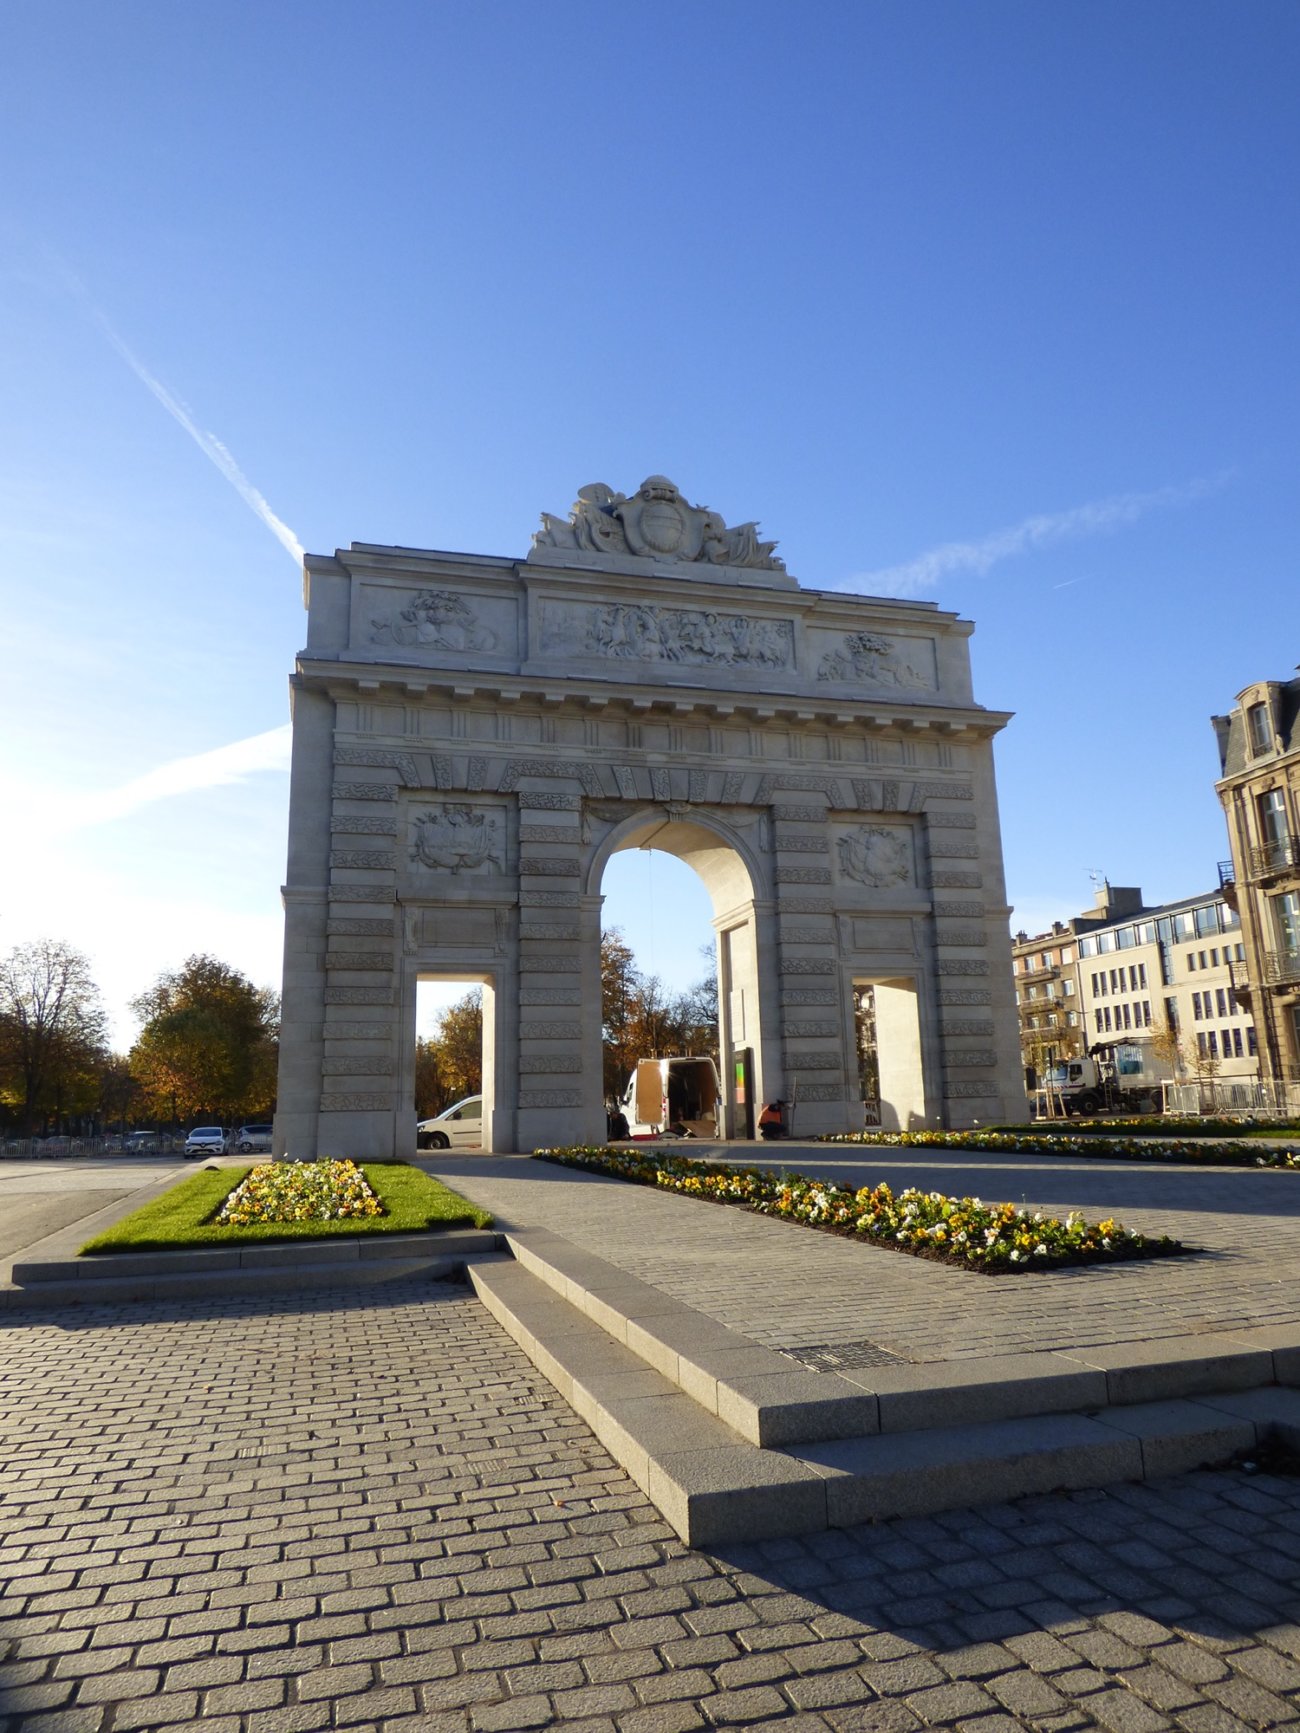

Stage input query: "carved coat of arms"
[
  {"left": 837, "top": 827, "right": 911, "bottom": 888},
  {"left": 410, "top": 805, "right": 501, "bottom": 874}
]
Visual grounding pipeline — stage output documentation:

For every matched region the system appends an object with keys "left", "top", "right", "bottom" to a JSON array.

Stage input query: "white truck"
[
  {"left": 1037, "top": 1041, "right": 1171, "bottom": 1118},
  {"left": 619, "top": 1057, "right": 722, "bottom": 1140}
]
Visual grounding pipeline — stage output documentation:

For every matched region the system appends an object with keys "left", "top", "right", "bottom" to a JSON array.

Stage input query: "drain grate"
[{"left": 779, "top": 1339, "right": 910, "bottom": 1373}]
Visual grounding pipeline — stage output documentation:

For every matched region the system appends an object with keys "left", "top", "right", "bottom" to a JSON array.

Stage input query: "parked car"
[
  {"left": 416, "top": 1095, "right": 484, "bottom": 1151},
  {"left": 125, "top": 1131, "right": 159, "bottom": 1152},
  {"left": 232, "top": 1123, "right": 273, "bottom": 1154},
  {"left": 183, "top": 1127, "right": 227, "bottom": 1159}
]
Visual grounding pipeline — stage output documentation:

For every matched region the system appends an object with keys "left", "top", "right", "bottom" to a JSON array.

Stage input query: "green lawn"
[{"left": 79, "top": 1162, "right": 493, "bottom": 1255}]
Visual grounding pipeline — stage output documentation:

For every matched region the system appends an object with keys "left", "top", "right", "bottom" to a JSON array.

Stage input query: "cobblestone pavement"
[
  {"left": 7, "top": 1280, "right": 1300, "bottom": 1733},
  {"left": 422, "top": 1154, "right": 1300, "bottom": 1364}
]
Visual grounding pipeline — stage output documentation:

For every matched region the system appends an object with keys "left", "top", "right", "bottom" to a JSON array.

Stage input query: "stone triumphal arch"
[{"left": 273, "top": 476, "right": 1026, "bottom": 1157}]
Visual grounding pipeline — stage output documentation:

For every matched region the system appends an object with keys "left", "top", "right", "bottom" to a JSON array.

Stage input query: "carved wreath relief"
[
  {"left": 818, "top": 632, "right": 930, "bottom": 689},
  {"left": 837, "top": 827, "right": 912, "bottom": 888},
  {"left": 371, "top": 590, "right": 497, "bottom": 652},
  {"left": 542, "top": 601, "right": 791, "bottom": 671},
  {"left": 532, "top": 475, "right": 785, "bottom": 571},
  {"left": 409, "top": 805, "right": 501, "bottom": 874}
]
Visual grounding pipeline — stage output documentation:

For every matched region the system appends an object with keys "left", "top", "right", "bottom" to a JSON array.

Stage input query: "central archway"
[{"left": 589, "top": 808, "right": 776, "bottom": 1139}]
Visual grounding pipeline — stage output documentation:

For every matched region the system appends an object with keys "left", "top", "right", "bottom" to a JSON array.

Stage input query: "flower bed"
[
  {"left": 816, "top": 1127, "right": 1300, "bottom": 1169},
  {"left": 533, "top": 1146, "right": 1187, "bottom": 1273},
  {"left": 215, "top": 1159, "right": 384, "bottom": 1225}
]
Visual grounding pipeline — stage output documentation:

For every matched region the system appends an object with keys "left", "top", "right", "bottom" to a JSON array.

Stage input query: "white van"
[
  {"left": 416, "top": 1095, "right": 484, "bottom": 1151},
  {"left": 620, "top": 1058, "right": 722, "bottom": 1140}
]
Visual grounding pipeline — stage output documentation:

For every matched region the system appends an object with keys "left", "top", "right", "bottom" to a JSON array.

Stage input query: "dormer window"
[{"left": 1248, "top": 701, "right": 1272, "bottom": 756}]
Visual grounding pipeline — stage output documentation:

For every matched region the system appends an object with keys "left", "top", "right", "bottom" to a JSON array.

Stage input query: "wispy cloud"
[
  {"left": 14, "top": 725, "right": 293, "bottom": 838},
  {"left": 841, "top": 473, "right": 1233, "bottom": 598},
  {"left": 92, "top": 313, "right": 306, "bottom": 563}
]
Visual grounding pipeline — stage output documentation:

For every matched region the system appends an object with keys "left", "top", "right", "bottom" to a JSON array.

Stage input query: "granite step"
[
  {"left": 499, "top": 1226, "right": 1300, "bottom": 1446},
  {"left": 470, "top": 1253, "right": 1300, "bottom": 1545}
]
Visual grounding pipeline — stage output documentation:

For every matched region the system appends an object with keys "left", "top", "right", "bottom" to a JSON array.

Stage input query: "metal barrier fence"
[{"left": 0, "top": 1135, "right": 189, "bottom": 1159}]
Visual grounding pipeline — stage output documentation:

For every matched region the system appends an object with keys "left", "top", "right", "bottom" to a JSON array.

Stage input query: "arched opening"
[{"left": 591, "top": 811, "right": 770, "bottom": 1140}]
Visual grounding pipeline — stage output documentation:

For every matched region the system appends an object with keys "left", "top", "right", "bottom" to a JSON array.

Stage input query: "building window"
[
  {"left": 1138, "top": 963, "right": 1148, "bottom": 989},
  {"left": 1216, "top": 987, "right": 1228, "bottom": 1018},
  {"left": 1248, "top": 701, "right": 1272, "bottom": 756},
  {"left": 1141, "top": 1001, "right": 1152, "bottom": 1026},
  {"left": 1103, "top": 1007, "right": 1112, "bottom": 1032},
  {"left": 1063, "top": 978, "right": 1075, "bottom": 996},
  {"left": 1259, "top": 789, "right": 1290, "bottom": 865},
  {"left": 1231, "top": 1027, "right": 1243, "bottom": 1058},
  {"left": 1197, "top": 1033, "right": 1209, "bottom": 1058},
  {"left": 1187, "top": 953, "right": 1197, "bottom": 972},
  {"left": 1095, "top": 1010, "right": 1105, "bottom": 1033},
  {"left": 1192, "top": 992, "right": 1202, "bottom": 1020},
  {"left": 1208, "top": 1031, "right": 1219, "bottom": 1059},
  {"left": 1248, "top": 1026, "right": 1258, "bottom": 1056},
  {"left": 1210, "top": 950, "right": 1219, "bottom": 967},
  {"left": 1067, "top": 1011, "right": 1078, "bottom": 1027},
  {"left": 1165, "top": 998, "right": 1179, "bottom": 1032},
  {"left": 1276, "top": 891, "right": 1300, "bottom": 958}
]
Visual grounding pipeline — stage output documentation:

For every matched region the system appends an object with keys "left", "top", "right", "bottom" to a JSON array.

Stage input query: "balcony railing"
[
  {"left": 1263, "top": 950, "right": 1300, "bottom": 986},
  {"left": 1218, "top": 860, "right": 1236, "bottom": 890},
  {"left": 1018, "top": 963, "right": 1060, "bottom": 982},
  {"left": 1248, "top": 837, "right": 1300, "bottom": 879}
]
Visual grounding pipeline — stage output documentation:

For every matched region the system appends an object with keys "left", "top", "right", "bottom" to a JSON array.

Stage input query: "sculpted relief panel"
[
  {"left": 531, "top": 474, "right": 785, "bottom": 571},
  {"left": 540, "top": 600, "right": 792, "bottom": 672},
  {"left": 815, "top": 631, "right": 935, "bottom": 690},
  {"left": 408, "top": 803, "right": 503, "bottom": 875},
  {"left": 836, "top": 825, "right": 913, "bottom": 889},
  {"left": 367, "top": 590, "right": 504, "bottom": 654}
]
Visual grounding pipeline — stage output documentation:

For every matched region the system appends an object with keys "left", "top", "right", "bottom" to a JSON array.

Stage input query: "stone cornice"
[{"left": 293, "top": 663, "right": 1009, "bottom": 739}]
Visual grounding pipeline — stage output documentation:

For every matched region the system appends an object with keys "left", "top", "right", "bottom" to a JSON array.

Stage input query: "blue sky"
[{"left": 2, "top": 0, "right": 1297, "bottom": 1046}]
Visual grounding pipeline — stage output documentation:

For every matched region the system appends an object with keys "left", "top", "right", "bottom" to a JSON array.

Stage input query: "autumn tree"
[
  {"left": 129, "top": 955, "right": 278, "bottom": 1124},
  {"left": 416, "top": 990, "right": 483, "bottom": 1116},
  {"left": 0, "top": 940, "right": 108, "bottom": 1132}
]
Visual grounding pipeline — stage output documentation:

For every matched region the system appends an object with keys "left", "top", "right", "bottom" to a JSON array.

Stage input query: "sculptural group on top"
[{"left": 532, "top": 475, "right": 785, "bottom": 572}]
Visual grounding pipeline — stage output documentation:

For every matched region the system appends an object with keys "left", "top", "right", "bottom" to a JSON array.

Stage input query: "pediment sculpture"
[{"left": 532, "top": 475, "right": 785, "bottom": 571}]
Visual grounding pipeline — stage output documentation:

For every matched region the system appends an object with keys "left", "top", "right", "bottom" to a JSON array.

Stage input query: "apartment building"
[
  {"left": 1213, "top": 671, "right": 1300, "bottom": 1099},
  {"left": 1012, "top": 882, "right": 1258, "bottom": 1093}
]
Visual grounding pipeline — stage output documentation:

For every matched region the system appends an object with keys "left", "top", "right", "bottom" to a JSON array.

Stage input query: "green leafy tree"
[
  {"left": 129, "top": 955, "right": 278, "bottom": 1125},
  {"left": 0, "top": 939, "right": 108, "bottom": 1133}
]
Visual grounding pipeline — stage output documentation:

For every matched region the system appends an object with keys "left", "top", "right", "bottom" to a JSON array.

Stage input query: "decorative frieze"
[
  {"left": 324, "top": 1056, "right": 395, "bottom": 1076},
  {"left": 330, "top": 885, "right": 397, "bottom": 903},
  {"left": 928, "top": 810, "right": 978, "bottom": 829},
  {"left": 519, "top": 889, "right": 581, "bottom": 908},
  {"left": 324, "top": 1023, "right": 395, "bottom": 1040},
  {"left": 330, "top": 815, "right": 398, "bottom": 836},
  {"left": 323, "top": 987, "right": 393, "bottom": 1005},
  {"left": 651, "top": 769, "right": 670, "bottom": 801},
  {"left": 519, "top": 955, "right": 581, "bottom": 974},
  {"left": 943, "top": 1050, "right": 997, "bottom": 1068},
  {"left": 519, "top": 923, "right": 580, "bottom": 941},
  {"left": 755, "top": 773, "right": 847, "bottom": 804},
  {"left": 937, "top": 988, "right": 993, "bottom": 1006},
  {"left": 780, "top": 897, "right": 834, "bottom": 914},
  {"left": 781, "top": 958, "right": 835, "bottom": 975},
  {"left": 786, "top": 1083, "right": 841, "bottom": 1102},
  {"left": 786, "top": 1020, "right": 840, "bottom": 1038},
  {"left": 772, "top": 804, "right": 827, "bottom": 824},
  {"left": 498, "top": 759, "right": 603, "bottom": 795},
  {"left": 519, "top": 1055, "right": 582, "bottom": 1074},
  {"left": 933, "top": 902, "right": 985, "bottom": 919},
  {"left": 783, "top": 1051, "right": 840, "bottom": 1069},
  {"left": 775, "top": 834, "right": 830, "bottom": 853},
  {"left": 930, "top": 870, "right": 983, "bottom": 889},
  {"left": 320, "top": 1092, "right": 390, "bottom": 1111},
  {"left": 518, "top": 1088, "right": 582, "bottom": 1108},
  {"left": 720, "top": 772, "right": 746, "bottom": 804},
  {"left": 934, "top": 925, "right": 987, "bottom": 947},
  {"left": 330, "top": 850, "right": 397, "bottom": 871},
  {"left": 942, "top": 1079, "right": 1000, "bottom": 1099},
  {"left": 518, "top": 857, "right": 581, "bottom": 877},
  {"left": 325, "top": 951, "right": 393, "bottom": 972},
  {"left": 326, "top": 919, "right": 394, "bottom": 937},
  {"left": 332, "top": 781, "right": 398, "bottom": 801},
  {"left": 334, "top": 747, "right": 421, "bottom": 785},
  {"left": 520, "top": 1022, "right": 582, "bottom": 1041},
  {"left": 929, "top": 838, "right": 980, "bottom": 858},
  {"left": 916, "top": 780, "right": 973, "bottom": 801},
  {"left": 776, "top": 866, "right": 833, "bottom": 885},
  {"left": 519, "top": 825, "right": 580, "bottom": 843},
  {"left": 939, "top": 1019, "right": 994, "bottom": 1037},
  {"left": 781, "top": 987, "right": 837, "bottom": 1005},
  {"left": 936, "top": 960, "right": 990, "bottom": 977},
  {"left": 518, "top": 790, "right": 581, "bottom": 811},
  {"left": 779, "top": 927, "right": 835, "bottom": 945},
  {"left": 520, "top": 986, "right": 582, "bottom": 1005},
  {"left": 540, "top": 597, "right": 793, "bottom": 671}
]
